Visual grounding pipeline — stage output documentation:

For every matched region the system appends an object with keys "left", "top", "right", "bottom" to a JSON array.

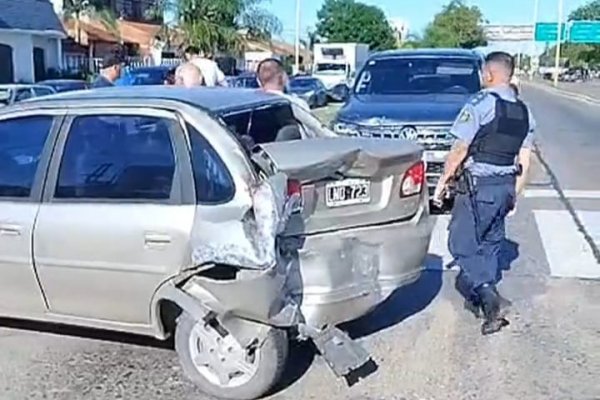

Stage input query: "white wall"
[
  {"left": 0, "top": 32, "right": 34, "bottom": 82},
  {"left": 32, "top": 35, "right": 62, "bottom": 72},
  {"left": 0, "top": 32, "right": 62, "bottom": 83}
]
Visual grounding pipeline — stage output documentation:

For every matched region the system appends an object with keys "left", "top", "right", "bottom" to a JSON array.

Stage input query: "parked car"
[
  {"left": 0, "top": 86, "right": 432, "bottom": 400},
  {"left": 228, "top": 72, "right": 260, "bottom": 88},
  {"left": 287, "top": 76, "right": 328, "bottom": 108},
  {"left": 38, "top": 79, "right": 88, "bottom": 93},
  {"left": 0, "top": 84, "right": 56, "bottom": 107},
  {"left": 119, "top": 65, "right": 178, "bottom": 86},
  {"left": 332, "top": 48, "right": 485, "bottom": 211}
]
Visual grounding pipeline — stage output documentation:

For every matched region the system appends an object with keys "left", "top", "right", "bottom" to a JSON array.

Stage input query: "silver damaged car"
[{"left": 0, "top": 87, "right": 433, "bottom": 400}]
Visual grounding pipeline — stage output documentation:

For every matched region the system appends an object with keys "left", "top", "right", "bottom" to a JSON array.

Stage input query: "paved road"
[
  {"left": 1, "top": 88, "right": 600, "bottom": 400},
  {"left": 532, "top": 77, "right": 600, "bottom": 100}
]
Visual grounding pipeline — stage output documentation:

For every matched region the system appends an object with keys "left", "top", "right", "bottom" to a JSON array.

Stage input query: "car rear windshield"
[
  {"left": 355, "top": 57, "right": 481, "bottom": 95},
  {"left": 129, "top": 69, "right": 168, "bottom": 85}
]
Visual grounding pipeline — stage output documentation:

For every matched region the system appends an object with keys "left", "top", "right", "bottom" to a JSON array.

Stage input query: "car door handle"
[
  {"left": 144, "top": 233, "right": 171, "bottom": 247},
  {"left": 0, "top": 224, "right": 22, "bottom": 236}
]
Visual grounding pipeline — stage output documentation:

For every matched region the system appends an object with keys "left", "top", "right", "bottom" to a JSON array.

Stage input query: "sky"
[{"left": 273, "top": 0, "right": 591, "bottom": 54}]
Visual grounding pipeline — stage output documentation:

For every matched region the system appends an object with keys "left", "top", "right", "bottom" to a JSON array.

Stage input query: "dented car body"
[{"left": 0, "top": 87, "right": 433, "bottom": 400}]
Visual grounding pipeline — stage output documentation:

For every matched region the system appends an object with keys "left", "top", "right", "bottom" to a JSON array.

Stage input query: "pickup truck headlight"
[{"left": 332, "top": 121, "right": 360, "bottom": 136}]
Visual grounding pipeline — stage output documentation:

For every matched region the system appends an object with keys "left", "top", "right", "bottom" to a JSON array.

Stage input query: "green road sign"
[
  {"left": 569, "top": 21, "right": 600, "bottom": 44},
  {"left": 535, "top": 22, "right": 567, "bottom": 42}
]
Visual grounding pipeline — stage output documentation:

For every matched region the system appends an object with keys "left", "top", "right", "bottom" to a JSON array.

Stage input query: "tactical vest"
[{"left": 469, "top": 92, "right": 530, "bottom": 166}]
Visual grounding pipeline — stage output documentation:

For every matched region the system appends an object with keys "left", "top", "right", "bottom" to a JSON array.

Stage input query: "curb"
[{"left": 523, "top": 80, "right": 600, "bottom": 105}]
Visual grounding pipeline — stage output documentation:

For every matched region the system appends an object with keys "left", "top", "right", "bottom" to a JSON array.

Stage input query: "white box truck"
[{"left": 312, "top": 43, "right": 370, "bottom": 91}]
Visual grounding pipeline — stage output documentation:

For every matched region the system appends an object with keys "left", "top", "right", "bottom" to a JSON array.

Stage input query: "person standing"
[
  {"left": 184, "top": 46, "right": 228, "bottom": 87},
  {"left": 90, "top": 54, "right": 123, "bottom": 88},
  {"left": 433, "top": 52, "right": 536, "bottom": 335},
  {"left": 256, "top": 58, "right": 310, "bottom": 111}
]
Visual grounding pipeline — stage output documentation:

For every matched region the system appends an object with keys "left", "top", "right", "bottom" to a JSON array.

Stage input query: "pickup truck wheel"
[{"left": 175, "top": 312, "right": 288, "bottom": 400}]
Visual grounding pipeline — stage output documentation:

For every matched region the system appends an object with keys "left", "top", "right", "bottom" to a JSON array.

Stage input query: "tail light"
[
  {"left": 400, "top": 161, "right": 425, "bottom": 197},
  {"left": 287, "top": 179, "right": 302, "bottom": 197}
]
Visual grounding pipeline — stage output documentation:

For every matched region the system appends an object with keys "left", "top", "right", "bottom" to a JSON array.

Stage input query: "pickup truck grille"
[{"left": 356, "top": 125, "right": 455, "bottom": 151}]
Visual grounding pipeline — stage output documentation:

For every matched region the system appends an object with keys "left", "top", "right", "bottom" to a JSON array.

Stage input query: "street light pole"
[
  {"left": 553, "top": 0, "right": 564, "bottom": 87},
  {"left": 530, "top": 0, "right": 540, "bottom": 78},
  {"left": 295, "top": 0, "right": 301, "bottom": 74}
]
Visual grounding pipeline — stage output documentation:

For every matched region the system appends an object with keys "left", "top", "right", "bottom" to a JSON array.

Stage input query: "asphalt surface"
[{"left": 1, "top": 86, "right": 600, "bottom": 400}]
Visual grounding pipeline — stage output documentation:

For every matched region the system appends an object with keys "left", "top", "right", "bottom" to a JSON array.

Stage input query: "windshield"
[
  {"left": 0, "top": 89, "right": 11, "bottom": 106},
  {"left": 290, "top": 79, "right": 316, "bottom": 89},
  {"left": 355, "top": 57, "right": 481, "bottom": 95},
  {"left": 315, "top": 63, "right": 347, "bottom": 74}
]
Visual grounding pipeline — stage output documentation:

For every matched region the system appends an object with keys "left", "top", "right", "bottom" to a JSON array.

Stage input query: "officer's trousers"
[{"left": 448, "top": 175, "right": 516, "bottom": 294}]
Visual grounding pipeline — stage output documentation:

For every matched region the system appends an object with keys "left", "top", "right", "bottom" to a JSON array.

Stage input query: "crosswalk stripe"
[
  {"left": 534, "top": 210, "right": 600, "bottom": 279},
  {"left": 524, "top": 189, "right": 600, "bottom": 199}
]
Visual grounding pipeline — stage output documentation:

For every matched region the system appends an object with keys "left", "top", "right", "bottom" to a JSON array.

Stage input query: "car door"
[
  {"left": 0, "top": 111, "right": 63, "bottom": 316},
  {"left": 33, "top": 108, "right": 196, "bottom": 325}
]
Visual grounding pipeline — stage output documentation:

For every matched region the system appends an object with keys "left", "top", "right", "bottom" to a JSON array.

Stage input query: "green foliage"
[
  {"left": 566, "top": 0, "right": 600, "bottom": 65},
  {"left": 149, "top": 0, "right": 282, "bottom": 53},
  {"left": 422, "top": 0, "right": 487, "bottom": 49},
  {"left": 63, "top": 0, "right": 120, "bottom": 44},
  {"left": 315, "top": 0, "right": 396, "bottom": 51},
  {"left": 569, "top": 0, "right": 600, "bottom": 20}
]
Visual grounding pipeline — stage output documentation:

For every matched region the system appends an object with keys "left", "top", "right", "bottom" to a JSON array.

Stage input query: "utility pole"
[
  {"left": 553, "top": 0, "right": 564, "bottom": 87},
  {"left": 295, "top": 0, "right": 301, "bottom": 74},
  {"left": 530, "top": 0, "right": 540, "bottom": 78}
]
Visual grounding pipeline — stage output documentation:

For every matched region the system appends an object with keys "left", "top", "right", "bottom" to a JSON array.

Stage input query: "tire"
[{"left": 175, "top": 312, "right": 289, "bottom": 400}]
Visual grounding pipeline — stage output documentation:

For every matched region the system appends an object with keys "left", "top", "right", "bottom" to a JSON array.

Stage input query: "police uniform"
[{"left": 447, "top": 84, "right": 536, "bottom": 333}]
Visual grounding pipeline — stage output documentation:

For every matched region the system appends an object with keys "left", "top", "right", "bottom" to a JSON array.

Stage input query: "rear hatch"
[{"left": 252, "top": 137, "right": 426, "bottom": 234}]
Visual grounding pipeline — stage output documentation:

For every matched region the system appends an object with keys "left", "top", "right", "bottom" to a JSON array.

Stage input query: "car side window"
[
  {"left": 34, "top": 87, "right": 54, "bottom": 97},
  {"left": 0, "top": 115, "right": 54, "bottom": 198},
  {"left": 187, "top": 123, "right": 235, "bottom": 204},
  {"left": 14, "top": 89, "right": 33, "bottom": 102},
  {"left": 247, "top": 104, "right": 301, "bottom": 143},
  {"left": 55, "top": 115, "right": 176, "bottom": 200},
  {"left": 222, "top": 111, "right": 251, "bottom": 138}
]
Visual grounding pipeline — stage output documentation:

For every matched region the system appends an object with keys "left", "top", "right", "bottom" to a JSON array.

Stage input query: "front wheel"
[{"left": 175, "top": 312, "right": 289, "bottom": 400}]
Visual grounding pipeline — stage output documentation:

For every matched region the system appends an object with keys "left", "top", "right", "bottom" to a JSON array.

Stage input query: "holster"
[{"left": 453, "top": 169, "right": 475, "bottom": 196}]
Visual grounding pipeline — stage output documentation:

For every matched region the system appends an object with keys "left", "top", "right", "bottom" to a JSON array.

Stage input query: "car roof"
[
  {"left": 19, "top": 86, "right": 289, "bottom": 113},
  {"left": 0, "top": 84, "right": 51, "bottom": 89},
  {"left": 370, "top": 48, "right": 482, "bottom": 60},
  {"left": 40, "top": 79, "right": 86, "bottom": 84}
]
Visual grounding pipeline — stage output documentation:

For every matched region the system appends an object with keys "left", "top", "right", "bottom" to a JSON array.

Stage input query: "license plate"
[
  {"left": 424, "top": 150, "right": 447, "bottom": 162},
  {"left": 325, "top": 179, "right": 371, "bottom": 208}
]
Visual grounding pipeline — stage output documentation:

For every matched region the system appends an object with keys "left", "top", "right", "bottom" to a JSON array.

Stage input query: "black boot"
[
  {"left": 476, "top": 284, "right": 510, "bottom": 335},
  {"left": 455, "top": 272, "right": 482, "bottom": 318},
  {"left": 493, "top": 287, "right": 512, "bottom": 320}
]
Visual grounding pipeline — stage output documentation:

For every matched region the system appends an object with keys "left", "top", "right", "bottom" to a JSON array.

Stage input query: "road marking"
[
  {"left": 534, "top": 210, "right": 600, "bottom": 279},
  {"left": 579, "top": 211, "right": 600, "bottom": 250},
  {"left": 524, "top": 189, "right": 600, "bottom": 199}
]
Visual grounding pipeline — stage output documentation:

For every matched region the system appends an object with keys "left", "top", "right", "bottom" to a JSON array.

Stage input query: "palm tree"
[{"left": 148, "top": 0, "right": 282, "bottom": 55}]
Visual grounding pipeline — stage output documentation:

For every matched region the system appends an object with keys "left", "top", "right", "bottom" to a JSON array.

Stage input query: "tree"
[
  {"left": 422, "top": 0, "right": 487, "bottom": 49},
  {"left": 568, "top": 0, "right": 600, "bottom": 65},
  {"left": 148, "top": 0, "right": 282, "bottom": 54},
  {"left": 63, "top": 0, "right": 120, "bottom": 44},
  {"left": 315, "top": 0, "right": 396, "bottom": 51}
]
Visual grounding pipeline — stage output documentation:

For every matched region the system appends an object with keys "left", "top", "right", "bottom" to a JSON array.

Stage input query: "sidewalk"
[{"left": 525, "top": 77, "right": 600, "bottom": 103}]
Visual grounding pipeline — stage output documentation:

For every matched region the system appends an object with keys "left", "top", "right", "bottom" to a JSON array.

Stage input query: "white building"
[{"left": 0, "top": 0, "right": 66, "bottom": 83}]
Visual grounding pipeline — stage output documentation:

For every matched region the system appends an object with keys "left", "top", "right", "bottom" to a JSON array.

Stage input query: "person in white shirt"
[
  {"left": 256, "top": 58, "right": 310, "bottom": 111},
  {"left": 184, "top": 46, "right": 228, "bottom": 87},
  {"left": 256, "top": 58, "right": 337, "bottom": 140}
]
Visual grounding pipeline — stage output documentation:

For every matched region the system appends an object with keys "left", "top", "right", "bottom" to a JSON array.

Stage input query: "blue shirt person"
[
  {"left": 90, "top": 54, "right": 123, "bottom": 89},
  {"left": 434, "top": 51, "right": 536, "bottom": 336}
]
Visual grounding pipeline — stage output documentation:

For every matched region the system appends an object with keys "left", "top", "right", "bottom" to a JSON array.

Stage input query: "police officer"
[
  {"left": 90, "top": 54, "right": 123, "bottom": 88},
  {"left": 433, "top": 51, "right": 536, "bottom": 335}
]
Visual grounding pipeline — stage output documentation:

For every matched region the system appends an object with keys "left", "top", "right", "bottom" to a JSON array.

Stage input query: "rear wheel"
[{"left": 175, "top": 312, "right": 288, "bottom": 400}]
